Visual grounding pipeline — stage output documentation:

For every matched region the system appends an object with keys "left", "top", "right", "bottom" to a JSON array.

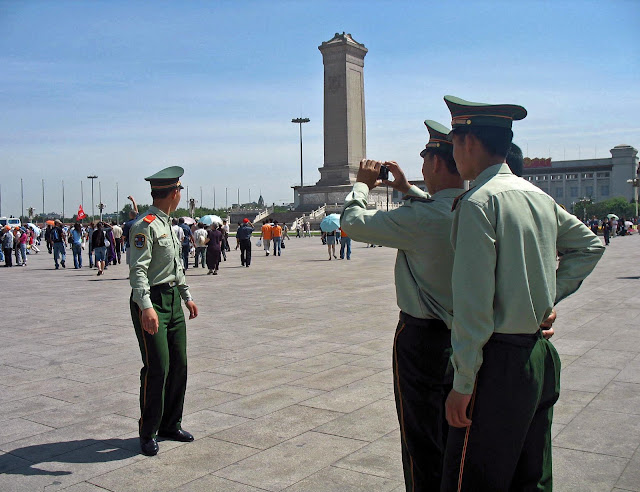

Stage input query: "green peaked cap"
[
  {"left": 444, "top": 95, "right": 527, "bottom": 130},
  {"left": 145, "top": 166, "right": 185, "bottom": 190},
  {"left": 420, "top": 120, "right": 453, "bottom": 158}
]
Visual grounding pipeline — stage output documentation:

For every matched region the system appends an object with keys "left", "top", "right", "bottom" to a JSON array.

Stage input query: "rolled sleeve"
[{"left": 450, "top": 201, "right": 497, "bottom": 394}]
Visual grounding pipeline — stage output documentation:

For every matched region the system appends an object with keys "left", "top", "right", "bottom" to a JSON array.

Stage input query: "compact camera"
[{"left": 378, "top": 165, "right": 390, "bottom": 181}]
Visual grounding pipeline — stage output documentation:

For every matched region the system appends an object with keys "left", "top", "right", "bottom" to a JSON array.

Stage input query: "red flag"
[{"left": 77, "top": 205, "right": 87, "bottom": 220}]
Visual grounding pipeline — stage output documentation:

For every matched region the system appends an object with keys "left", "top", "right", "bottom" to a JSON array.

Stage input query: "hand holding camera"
[{"left": 356, "top": 159, "right": 411, "bottom": 194}]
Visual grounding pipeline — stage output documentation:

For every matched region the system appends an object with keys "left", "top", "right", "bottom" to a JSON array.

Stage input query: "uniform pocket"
[{"left": 155, "top": 237, "right": 174, "bottom": 259}]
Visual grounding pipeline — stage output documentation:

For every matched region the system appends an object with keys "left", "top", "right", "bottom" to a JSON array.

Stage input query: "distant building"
[{"left": 521, "top": 144, "right": 638, "bottom": 208}]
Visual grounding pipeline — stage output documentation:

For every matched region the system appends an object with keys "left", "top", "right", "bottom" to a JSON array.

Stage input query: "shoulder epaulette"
[
  {"left": 451, "top": 187, "right": 475, "bottom": 211},
  {"left": 402, "top": 195, "right": 434, "bottom": 204},
  {"left": 143, "top": 214, "right": 156, "bottom": 224}
]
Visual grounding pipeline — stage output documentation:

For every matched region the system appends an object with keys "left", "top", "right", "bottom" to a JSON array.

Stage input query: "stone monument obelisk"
[
  {"left": 295, "top": 32, "right": 386, "bottom": 210},
  {"left": 318, "top": 32, "right": 367, "bottom": 185}
]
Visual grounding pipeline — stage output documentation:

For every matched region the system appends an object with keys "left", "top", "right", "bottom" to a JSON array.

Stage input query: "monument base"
[{"left": 294, "top": 183, "right": 391, "bottom": 212}]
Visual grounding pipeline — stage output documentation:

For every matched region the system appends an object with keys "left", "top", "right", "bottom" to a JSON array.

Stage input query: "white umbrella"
[
  {"left": 607, "top": 214, "right": 619, "bottom": 220},
  {"left": 27, "top": 223, "right": 41, "bottom": 235},
  {"left": 201, "top": 214, "right": 223, "bottom": 226}
]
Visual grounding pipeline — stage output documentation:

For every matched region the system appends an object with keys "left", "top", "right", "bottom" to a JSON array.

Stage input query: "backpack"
[
  {"left": 52, "top": 227, "right": 61, "bottom": 242},
  {"left": 196, "top": 230, "right": 207, "bottom": 247}
]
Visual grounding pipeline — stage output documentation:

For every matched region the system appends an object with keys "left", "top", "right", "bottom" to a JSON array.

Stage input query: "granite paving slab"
[
  {"left": 212, "top": 404, "right": 340, "bottom": 450},
  {"left": 89, "top": 437, "right": 258, "bottom": 492},
  {"left": 214, "top": 431, "right": 368, "bottom": 491}
]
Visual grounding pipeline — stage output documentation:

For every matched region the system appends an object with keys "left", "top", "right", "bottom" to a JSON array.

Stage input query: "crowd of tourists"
[{"left": 0, "top": 223, "right": 40, "bottom": 267}]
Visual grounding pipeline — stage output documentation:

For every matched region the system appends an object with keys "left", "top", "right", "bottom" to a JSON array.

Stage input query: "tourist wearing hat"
[
  {"left": 441, "top": 96, "right": 605, "bottom": 491},
  {"left": 342, "top": 120, "right": 465, "bottom": 490},
  {"left": 128, "top": 166, "right": 199, "bottom": 457},
  {"left": 236, "top": 218, "right": 254, "bottom": 267}
]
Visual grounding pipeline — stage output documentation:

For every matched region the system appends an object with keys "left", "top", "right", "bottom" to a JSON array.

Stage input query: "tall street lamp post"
[
  {"left": 292, "top": 117, "right": 310, "bottom": 187},
  {"left": 87, "top": 175, "right": 98, "bottom": 222}
]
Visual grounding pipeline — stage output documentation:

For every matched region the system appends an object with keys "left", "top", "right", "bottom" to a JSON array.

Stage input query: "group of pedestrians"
[
  {"left": 259, "top": 218, "right": 286, "bottom": 256},
  {"left": 1, "top": 224, "right": 39, "bottom": 267},
  {"left": 294, "top": 220, "right": 311, "bottom": 237},
  {"left": 321, "top": 228, "right": 352, "bottom": 260},
  {"left": 589, "top": 215, "right": 636, "bottom": 246},
  {"left": 38, "top": 218, "right": 130, "bottom": 274},
  {"left": 191, "top": 221, "right": 228, "bottom": 275}
]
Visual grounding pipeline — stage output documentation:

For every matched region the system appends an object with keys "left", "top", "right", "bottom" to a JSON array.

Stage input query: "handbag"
[{"left": 256, "top": 239, "right": 262, "bottom": 247}]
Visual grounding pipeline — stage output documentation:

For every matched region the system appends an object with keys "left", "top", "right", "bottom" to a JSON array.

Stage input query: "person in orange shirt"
[
  {"left": 271, "top": 220, "right": 283, "bottom": 256},
  {"left": 339, "top": 227, "right": 351, "bottom": 260},
  {"left": 260, "top": 219, "right": 273, "bottom": 256}
]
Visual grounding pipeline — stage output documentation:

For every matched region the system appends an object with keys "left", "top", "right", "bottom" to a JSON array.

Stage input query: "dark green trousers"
[
  {"left": 130, "top": 285, "right": 187, "bottom": 439},
  {"left": 441, "top": 332, "right": 560, "bottom": 492},
  {"left": 393, "top": 313, "right": 453, "bottom": 492}
]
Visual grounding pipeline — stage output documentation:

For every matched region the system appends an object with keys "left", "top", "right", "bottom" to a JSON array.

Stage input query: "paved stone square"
[{"left": 0, "top": 233, "right": 639, "bottom": 491}]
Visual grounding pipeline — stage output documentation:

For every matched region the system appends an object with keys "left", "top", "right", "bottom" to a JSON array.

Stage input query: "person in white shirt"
[
  {"left": 111, "top": 221, "right": 124, "bottom": 264},
  {"left": 193, "top": 223, "right": 208, "bottom": 268},
  {"left": 172, "top": 218, "right": 184, "bottom": 242},
  {"left": 222, "top": 219, "right": 230, "bottom": 252}
]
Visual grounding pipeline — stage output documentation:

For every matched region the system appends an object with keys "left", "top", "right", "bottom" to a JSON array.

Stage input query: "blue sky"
[{"left": 1, "top": 0, "right": 638, "bottom": 218}]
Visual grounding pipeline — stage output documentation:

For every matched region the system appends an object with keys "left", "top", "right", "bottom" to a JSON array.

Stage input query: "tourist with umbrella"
[{"left": 320, "top": 214, "right": 340, "bottom": 260}]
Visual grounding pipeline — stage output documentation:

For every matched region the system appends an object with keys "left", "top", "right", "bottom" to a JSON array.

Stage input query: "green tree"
[{"left": 587, "top": 197, "right": 635, "bottom": 220}]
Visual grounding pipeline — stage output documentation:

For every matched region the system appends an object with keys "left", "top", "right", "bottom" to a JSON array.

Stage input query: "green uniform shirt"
[
  {"left": 341, "top": 182, "right": 465, "bottom": 325},
  {"left": 129, "top": 205, "right": 192, "bottom": 310},
  {"left": 450, "top": 163, "right": 605, "bottom": 394}
]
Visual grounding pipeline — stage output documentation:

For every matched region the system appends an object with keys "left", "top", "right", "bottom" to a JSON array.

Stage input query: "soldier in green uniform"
[
  {"left": 129, "top": 166, "right": 199, "bottom": 456},
  {"left": 341, "top": 121, "right": 465, "bottom": 490},
  {"left": 440, "top": 96, "right": 605, "bottom": 491}
]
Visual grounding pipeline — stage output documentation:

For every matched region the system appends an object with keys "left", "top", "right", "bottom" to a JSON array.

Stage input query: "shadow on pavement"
[{"left": 0, "top": 438, "right": 139, "bottom": 476}]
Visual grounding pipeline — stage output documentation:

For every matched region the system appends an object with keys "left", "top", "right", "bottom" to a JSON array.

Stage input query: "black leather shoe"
[
  {"left": 140, "top": 437, "right": 159, "bottom": 456},
  {"left": 157, "top": 429, "right": 194, "bottom": 442}
]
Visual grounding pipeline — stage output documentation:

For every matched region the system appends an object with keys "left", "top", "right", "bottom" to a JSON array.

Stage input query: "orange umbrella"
[{"left": 46, "top": 220, "right": 55, "bottom": 226}]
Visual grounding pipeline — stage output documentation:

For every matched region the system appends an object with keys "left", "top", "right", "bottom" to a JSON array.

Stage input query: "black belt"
[
  {"left": 489, "top": 330, "right": 542, "bottom": 347},
  {"left": 150, "top": 281, "right": 177, "bottom": 292},
  {"left": 399, "top": 312, "right": 448, "bottom": 331}
]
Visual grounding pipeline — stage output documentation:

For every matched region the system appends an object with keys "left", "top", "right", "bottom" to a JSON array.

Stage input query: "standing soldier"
[
  {"left": 441, "top": 96, "right": 604, "bottom": 491},
  {"left": 129, "top": 166, "right": 198, "bottom": 456},
  {"left": 341, "top": 121, "right": 465, "bottom": 490}
]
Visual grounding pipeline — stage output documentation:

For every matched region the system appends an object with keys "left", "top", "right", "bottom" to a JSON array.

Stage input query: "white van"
[{"left": 0, "top": 217, "right": 21, "bottom": 228}]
